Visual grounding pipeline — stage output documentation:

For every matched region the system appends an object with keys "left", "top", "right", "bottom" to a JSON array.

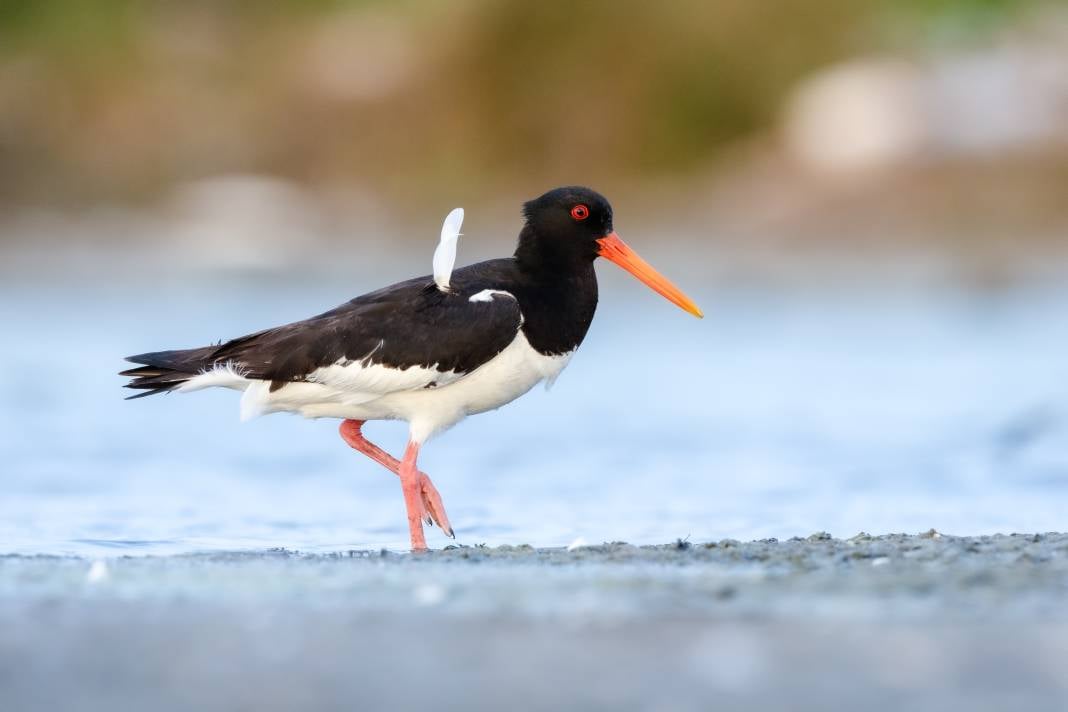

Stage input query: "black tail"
[{"left": 120, "top": 346, "right": 218, "bottom": 399}]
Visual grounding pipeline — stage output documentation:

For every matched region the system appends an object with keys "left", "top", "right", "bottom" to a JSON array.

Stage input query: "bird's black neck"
[{"left": 510, "top": 243, "right": 599, "bottom": 357}]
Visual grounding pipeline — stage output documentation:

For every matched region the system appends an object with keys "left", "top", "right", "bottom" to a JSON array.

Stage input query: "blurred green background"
[{"left": 1, "top": 0, "right": 1065, "bottom": 280}]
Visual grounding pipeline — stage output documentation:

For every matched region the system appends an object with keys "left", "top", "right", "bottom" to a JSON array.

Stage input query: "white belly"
[{"left": 225, "top": 332, "right": 572, "bottom": 443}]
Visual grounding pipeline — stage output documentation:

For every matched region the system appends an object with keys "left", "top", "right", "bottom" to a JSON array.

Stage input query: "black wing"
[{"left": 206, "top": 261, "right": 524, "bottom": 390}]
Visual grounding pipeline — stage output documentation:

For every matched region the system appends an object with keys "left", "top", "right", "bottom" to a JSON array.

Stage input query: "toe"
[{"left": 420, "top": 477, "right": 453, "bottom": 538}]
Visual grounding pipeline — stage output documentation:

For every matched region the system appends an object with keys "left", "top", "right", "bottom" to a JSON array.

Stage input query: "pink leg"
[
  {"left": 339, "top": 419, "right": 453, "bottom": 541},
  {"left": 398, "top": 440, "right": 427, "bottom": 551}
]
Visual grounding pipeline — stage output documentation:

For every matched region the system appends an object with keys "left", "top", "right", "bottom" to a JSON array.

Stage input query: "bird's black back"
[{"left": 122, "top": 257, "right": 599, "bottom": 396}]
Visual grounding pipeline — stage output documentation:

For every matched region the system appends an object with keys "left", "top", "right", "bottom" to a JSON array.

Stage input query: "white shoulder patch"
[
  {"left": 432, "top": 207, "right": 464, "bottom": 291},
  {"left": 468, "top": 289, "right": 516, "bottom": 303}
]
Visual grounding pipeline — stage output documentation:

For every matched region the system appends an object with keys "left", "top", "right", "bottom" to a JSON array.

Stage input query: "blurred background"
[{"left": 1, "top": 0, "right": 1066, "bottom": 553}]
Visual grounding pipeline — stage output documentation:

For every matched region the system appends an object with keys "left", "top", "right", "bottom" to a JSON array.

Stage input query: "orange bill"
[{"left": 596, "top": 232, "right": 703, "bottom": 318}]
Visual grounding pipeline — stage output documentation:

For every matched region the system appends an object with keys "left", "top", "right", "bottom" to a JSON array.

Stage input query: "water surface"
[{"left": 1, "top": 274, "right": 1065, "bottom": 555}]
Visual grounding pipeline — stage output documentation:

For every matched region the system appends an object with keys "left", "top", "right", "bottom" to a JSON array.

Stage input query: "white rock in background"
[
  {"left": 784, "top": 58, "right": 926, "bottom": 173},
  {"left": 165, "top": 174, "right": 325, "bottom": 271},
  {"left": 784, "top": 41, "right": 1068, "bottom": 174}
]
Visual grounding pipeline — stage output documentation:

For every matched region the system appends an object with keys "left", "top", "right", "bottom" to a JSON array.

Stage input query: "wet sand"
[{"left": 2, "top": 532, "right": 1067, "bottom": 711}]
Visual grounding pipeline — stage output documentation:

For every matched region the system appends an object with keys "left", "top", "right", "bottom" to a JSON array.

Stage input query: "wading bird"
[{"left": 122, "top": 187, "right": 702, "bottom": 550}]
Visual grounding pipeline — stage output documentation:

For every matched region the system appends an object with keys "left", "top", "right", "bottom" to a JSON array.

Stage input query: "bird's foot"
[{"left": 418, "top": 473, "right": 454, "bottom": 539}]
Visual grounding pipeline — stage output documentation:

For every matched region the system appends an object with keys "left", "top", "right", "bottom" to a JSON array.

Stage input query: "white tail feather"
[{"left": 433, "top": 207, "right": 464, "bottom": 291}]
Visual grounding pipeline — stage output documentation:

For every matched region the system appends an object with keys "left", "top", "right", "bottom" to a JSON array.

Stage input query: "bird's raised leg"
[{"left": 338, "top": 419, "right": 453, "bottom": 539}]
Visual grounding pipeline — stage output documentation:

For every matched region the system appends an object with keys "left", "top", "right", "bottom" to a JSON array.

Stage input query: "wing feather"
[
  {"left": 432, "top": 208, "right": 464, "bottom": 291},
  {"left": 203, "top": 259, "right": 523, "bottom": 399}
]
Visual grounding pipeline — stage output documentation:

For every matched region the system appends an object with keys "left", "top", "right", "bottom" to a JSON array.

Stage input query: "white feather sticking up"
[{"left": 433, "top": 207, "right": 464, "bottom": 291}]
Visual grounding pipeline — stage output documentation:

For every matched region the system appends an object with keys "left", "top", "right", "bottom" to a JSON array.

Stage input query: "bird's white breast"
[{"left": 369, "top": 331, "right": 572, "bottom": 442}]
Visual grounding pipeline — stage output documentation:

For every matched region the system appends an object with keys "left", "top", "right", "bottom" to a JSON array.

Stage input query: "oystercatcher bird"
[{"left": 121, "top": 187, "right": 702, "bottom": 550}]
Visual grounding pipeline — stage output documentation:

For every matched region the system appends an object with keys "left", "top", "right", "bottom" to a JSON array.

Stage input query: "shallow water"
[{"left": 1, "top": 273, "right": 1066, "bottom": 555}]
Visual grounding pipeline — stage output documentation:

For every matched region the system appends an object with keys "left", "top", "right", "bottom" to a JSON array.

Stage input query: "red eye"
[{"left": 570, "top": 204, "right": 589, "bottom": 221}]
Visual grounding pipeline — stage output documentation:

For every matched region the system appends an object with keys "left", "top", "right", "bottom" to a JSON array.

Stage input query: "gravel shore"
[{"left": 3, "top": 532, "right": 1067, "bottom": 711}]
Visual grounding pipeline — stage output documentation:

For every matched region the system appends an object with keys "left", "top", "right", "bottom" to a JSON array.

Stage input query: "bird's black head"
[
  {"left": 515, "top": 185, "right": 703, "bottom": 318},
  {"left": 515, "top": 186, "right": 614, "bottom": 267}
]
